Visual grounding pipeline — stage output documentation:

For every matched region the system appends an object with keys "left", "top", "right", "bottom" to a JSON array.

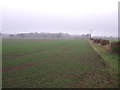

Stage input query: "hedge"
[{"left": 111, "top": 41, "right": 120, "bottom": 55}]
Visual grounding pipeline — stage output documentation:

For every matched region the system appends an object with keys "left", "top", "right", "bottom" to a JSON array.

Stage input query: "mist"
[{"left": 1, "top": 0, "right": 119, "bottom": 37}]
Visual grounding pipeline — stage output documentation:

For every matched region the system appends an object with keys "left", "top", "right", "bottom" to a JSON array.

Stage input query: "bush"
[
  {"left": 100, "top": 40, "right": 109, "bottom": 46},
  {"left": 96, "top": 39, "right": 101, "bottom": 44},
  {"left": 111, "top": 41, "right": 120, "bottom": 55},
  {"left": 93, "top": 39, "right": 99, "bottom": 43},
  {"left": 90, "top": 38, "right": 94, "bottom": 41},
  {"left": 93, "top": 39, "right": 97, "bottom": 43}
]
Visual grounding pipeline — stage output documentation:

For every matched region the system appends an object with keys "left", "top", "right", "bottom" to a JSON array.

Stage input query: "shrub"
[
  {"left": 93, "top": 39, "right": 98, "bottom": 43},
  {"left": 111, "top": 41, "right": 120, "bottom": 55},
  {"left": 100, "top": 40, "right": 110, "bottom": 46},
  {"left": 90, "top": 38, "right": 94, "bottom": 41},
  {"left": 96, "top": 39, "right": 101, "bottom": 44},
  {"left": 93, "top": 39, "right": 96, "bottom": 43}
]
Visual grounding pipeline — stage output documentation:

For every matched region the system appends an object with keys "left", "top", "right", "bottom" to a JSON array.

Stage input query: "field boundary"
[
  {"left": 88, "top": 40, "right": 109, "bottom": 68},
  {"left": 88, "top": 40, "right": 118, "bottom": 87}
]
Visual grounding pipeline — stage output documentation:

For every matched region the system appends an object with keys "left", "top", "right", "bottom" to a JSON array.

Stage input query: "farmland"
[{"left": 2, "top": 39, "right": 118, "bottom": 88}]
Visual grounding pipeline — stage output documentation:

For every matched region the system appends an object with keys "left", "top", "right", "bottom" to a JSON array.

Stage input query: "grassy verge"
[{"left": 88, "top": 40, "right": 119, "bottom": 79}]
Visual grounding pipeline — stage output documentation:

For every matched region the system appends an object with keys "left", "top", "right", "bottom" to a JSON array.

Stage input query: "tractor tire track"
[
  {"left": 3, "top": 42, "right": 70, "bottom": 61},
  {"left": 3, "top": 45, "right": 72, "bottom": 72}
]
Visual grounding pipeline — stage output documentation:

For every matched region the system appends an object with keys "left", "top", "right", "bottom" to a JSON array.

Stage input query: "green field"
[{"left": 2, "top": 39, "right": 118, "bottom": 88}]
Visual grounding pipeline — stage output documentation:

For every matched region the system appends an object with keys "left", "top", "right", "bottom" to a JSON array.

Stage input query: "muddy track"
[{"left": 3, "top": 45, "right": 72, "bottom": 72}]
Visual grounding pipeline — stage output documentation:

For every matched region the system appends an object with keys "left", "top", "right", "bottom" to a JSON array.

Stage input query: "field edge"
[{"left": 88, "top": 40, "right": 118, "bottom": 87}]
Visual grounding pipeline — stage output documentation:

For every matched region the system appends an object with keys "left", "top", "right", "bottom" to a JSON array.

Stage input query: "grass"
[{"left": 2, "top": 39, "right": 118, "bottom": 88}]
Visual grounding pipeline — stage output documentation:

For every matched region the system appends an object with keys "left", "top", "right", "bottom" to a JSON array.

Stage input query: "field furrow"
[{"left": 2, "top": 39, "right": 118, "bottom": 88}]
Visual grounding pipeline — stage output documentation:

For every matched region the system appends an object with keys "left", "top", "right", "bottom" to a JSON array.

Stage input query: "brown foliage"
[
  {"left": 111, "top": 41, "right": 120, "bottom": 55},
  {"left": 100, "top": 40, "right": 109, "bottom": 46}
]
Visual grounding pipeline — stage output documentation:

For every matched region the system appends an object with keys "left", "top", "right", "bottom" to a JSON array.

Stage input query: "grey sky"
[{"left": 1, "top": 0, "right": 119, "bottom": 36}]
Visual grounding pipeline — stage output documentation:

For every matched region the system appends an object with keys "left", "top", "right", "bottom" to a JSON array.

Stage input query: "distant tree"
[
  {"left": 56, "top": 33, "right": 62, "bottom": 38},
  {"left": 9, "top": 34, "right": 14, "bottom": 38}
]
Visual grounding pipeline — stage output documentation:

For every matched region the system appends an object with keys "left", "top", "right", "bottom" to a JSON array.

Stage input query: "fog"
[{"left": 1, "top": 0, "right": 119, "bottom": 37}]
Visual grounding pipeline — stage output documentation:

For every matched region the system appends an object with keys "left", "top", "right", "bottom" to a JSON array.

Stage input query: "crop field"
[{"left": 2, "top": 39, "right": 118, "bottom": 88}]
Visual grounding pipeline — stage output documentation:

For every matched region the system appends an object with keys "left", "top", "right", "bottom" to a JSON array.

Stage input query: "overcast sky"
[{"left": 1, "top": 0, "right": 119, "bottom": 36}]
